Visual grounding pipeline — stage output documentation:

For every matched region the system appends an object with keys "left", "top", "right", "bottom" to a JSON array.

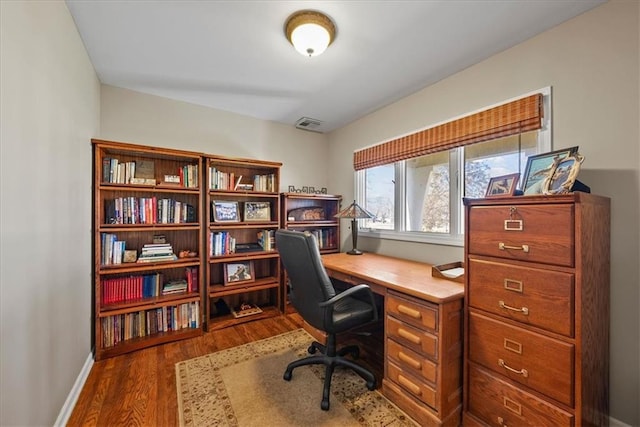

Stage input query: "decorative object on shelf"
[
  {"left": 334, "top": 200, "right": 374, "bottom": 255},
  {"left": 287, "top": 185, "right": 328, "bottom": 194},
  {"left": 521, "top": 146, "right": 579, "bottom": 195},
  {"left": 485, "top": 173, "right": 520, "bottom": 198},
  {"left": 284, "top": 10, "right": 336, "bottom": 57},
  {"left": 230, "top": 302, "right": 263, "bottom": 318},
  {"left": 287, "top": 206, "right": 325, "bottom": 221},
  {"left": 178, "top": 250, "right": 198, "bottom": 258},
  {"left": 163, "top": 174, "right": 181, "bottom": 184},
  {"left": 123, "top": 250, "right": 137, "bottom": 263},
  {"left": 212, "top": 200, "right": 240, "bottom": 222},
  {"left": 244, "top": 201, "right": 271, "bottom": 222},
  {"left": 542, "top": 152, "right": 585, "bottom": 195},
  {"left": 223, "top": 261, "right": 255, "bottom": 285}
]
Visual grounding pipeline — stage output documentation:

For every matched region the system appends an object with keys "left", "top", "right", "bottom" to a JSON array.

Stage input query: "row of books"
[
  {"left": 209, "top": 231, "right": 237, "bottom": 256},
  {"left": 306, "top": 228, "right": 337, "bottom": 249},
  {"left": 208, "top": 169, "right": 249, "bottom": 191},
  {"left": 100, "top": 267, "right": 198, "bottom": 304},
  {"left": 104, "top": 197, "right": 196, "bottom": 225},
  {"left": 101, "top": 301, "right": 200, "bottom": 348},
  {"left": 101, "top": 233, "right": 126, "bottom": 265},
  {"left": 257, "top": 229, "right": 275, "bottom": 250},
  {"left": 253, "top": 174, "right": 276, "bottom": 192},
  {"left": 102, "top": 157, "right": 199, "bottom": 188}
]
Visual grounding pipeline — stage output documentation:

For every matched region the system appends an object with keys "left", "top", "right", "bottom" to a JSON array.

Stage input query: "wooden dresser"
[{"left": 462, "top": 193, "right": 610, "bottom": 426}]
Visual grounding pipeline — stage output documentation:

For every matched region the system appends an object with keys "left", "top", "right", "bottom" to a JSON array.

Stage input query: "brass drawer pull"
[
  {"left": 504, "top": 219, "right": 523, "bottom": 231},
  {"left": 397, "top": 304, "right": 422, "bottom": 319},
  {"left": 397, "top": 374, "right": 422, "bottom": 395},
  {"left": 398, "top": 328, "right": 422, "bottom": 345},
  {"left": 503, "top": 279, "right": 523, "bottom": 293},
  {"left": 398, "top": 351, "right": 422, "bottom": 370},
  {"left": 498, "top": 416, "right": 507, "bottom": 426},
  {"left": 498, "top": 359, "right": 528, "bottom": 377},
  {"left": 499, "top": 242, "right": 530, "bottom": 253},
  {"left": 499, "top": 300, "right": 529, "bottom": 315}
]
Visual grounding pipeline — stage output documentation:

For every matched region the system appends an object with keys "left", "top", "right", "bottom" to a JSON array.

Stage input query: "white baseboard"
[
  {"left": 610, "top": 416, "right": 632, "bottom": 427},
  {"left": 54, "top": 352, "right": 94, "bottom": 427}
]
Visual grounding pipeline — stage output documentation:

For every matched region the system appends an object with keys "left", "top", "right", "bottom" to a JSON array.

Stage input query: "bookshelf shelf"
[
  {"left": 92, "top": 139, "right": 205, "bottom": 360},
  {"left": 204, "top": 155, "right": 282, "bottom": 331}
]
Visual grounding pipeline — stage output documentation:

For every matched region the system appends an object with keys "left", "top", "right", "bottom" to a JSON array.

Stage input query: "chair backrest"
[{"left": 276, "top": 229, "right": 336, "bottom": 330}]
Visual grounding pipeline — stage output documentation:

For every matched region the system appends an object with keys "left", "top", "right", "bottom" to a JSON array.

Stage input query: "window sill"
[{"left": 359, "top": 229, "right": 464, "bottom": 247}]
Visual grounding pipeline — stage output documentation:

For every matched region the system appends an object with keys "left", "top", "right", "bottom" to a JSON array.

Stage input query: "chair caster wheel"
[
  {"left": 366, "top": 380, "right": 376, "bottom": 390},
  {"left": 308, "top": 345, "right": 317, "bottom": 354},
  {"left": 283, "top": 370, "right": 292, "bottom": 381},
  {"left": 321, "top": 399, "right": 330, "bottom": 411}
]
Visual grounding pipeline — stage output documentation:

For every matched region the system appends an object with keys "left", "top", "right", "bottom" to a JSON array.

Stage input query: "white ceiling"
[{"left": 66, "top": 0, "right": 605, "bottom": 133}]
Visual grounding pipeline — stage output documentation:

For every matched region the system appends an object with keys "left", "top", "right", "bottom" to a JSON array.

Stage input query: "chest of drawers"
[{"left": 463, "top": 193, "right": 610, "bottom": 426}]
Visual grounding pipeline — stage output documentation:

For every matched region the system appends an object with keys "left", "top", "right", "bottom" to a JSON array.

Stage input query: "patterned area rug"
[{"left": 175, "top": 329, "right": 416, "bottom": 426}]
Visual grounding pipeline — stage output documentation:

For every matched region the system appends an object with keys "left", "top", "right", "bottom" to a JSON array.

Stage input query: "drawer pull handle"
[
  {"left": 398, "top": 328, "right": 422, "bottom": 345},
  {"left": 498, "top": 416, "right": 507, "bottom": 427},
  {"left": 397, "top": 374, "right": 422, "bottom": 395},
  {"left": 397, "top": 304, "right": 422, "bottom": 319},
  {"left": 499, "top": 300, "right": 529, "bottom": 315},
  {"left": 504, "top": 219, "right": 523, "bottom": 231},
  {"left": 499, "top": 242, "right": 529, "bottom": 253},
  {"left": 498, "top": 359, "right": 528, "bottom": 378},
  {"left": 398, "top": 351, "right": 422, "bottom": 370}
]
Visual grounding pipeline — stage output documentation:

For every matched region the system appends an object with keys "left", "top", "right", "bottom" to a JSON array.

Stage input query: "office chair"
[{"left": 275, "top": 229, "right": 378, "bottom": 410}]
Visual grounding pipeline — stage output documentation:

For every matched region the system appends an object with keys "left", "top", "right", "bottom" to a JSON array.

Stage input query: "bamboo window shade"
[{"left": 353, "top": 93, "right": 543, "bottom": 170}]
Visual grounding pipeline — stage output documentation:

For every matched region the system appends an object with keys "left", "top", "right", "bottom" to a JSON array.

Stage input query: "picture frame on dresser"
[
  {"left": 212, "top": 200, "right": 240, "bottom": 222},
  {"left": 543, "top": 152, "right": 584, "bottom": 195},
  {"left": 521, "top": 146, "right": 578, "bottom": 194},
  {"left": 485, "top": 173, "right": 520, "bottom": 197}
]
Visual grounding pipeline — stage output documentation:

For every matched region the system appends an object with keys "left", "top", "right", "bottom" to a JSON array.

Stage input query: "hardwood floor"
[{"left": 68, "top": 313, "right": 305, "bottom": 426}]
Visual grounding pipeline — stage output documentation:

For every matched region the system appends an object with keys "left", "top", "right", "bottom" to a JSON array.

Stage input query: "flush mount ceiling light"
[{"left": 285, "top": 10, "right": 336, "bottom": 57}]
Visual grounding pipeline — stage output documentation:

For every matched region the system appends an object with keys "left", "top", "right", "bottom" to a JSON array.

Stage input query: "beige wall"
[
  {"left": 328, "top": 1, "right": 640, "bottom": 424},
  {"left": 0, "top": 1, "right": 100, "bottom": 425},
  {"left": 100, "top": 86, "right": 331, "bottom": 194}
]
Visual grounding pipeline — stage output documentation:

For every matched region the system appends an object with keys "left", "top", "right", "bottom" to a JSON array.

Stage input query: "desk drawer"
[
  {"left": 387, "top": 316, "right": 438, "bottom": 360},
  {"left": 468, "top": 258, "right": 574, "bottom": 336},
  {"left": 387, "top": 338, "right": 437, "bottom": 384},
  {"left": 468, "top": 363, "right": 573, "bottom": 427},
  {"left": 387, "top": 360, "right": 437, "bottom": 410},
  {"left": 468, "top": 204, "right": 574, "bottom": 267},
  {"left": 468, "top": 312, "right": 574, "bottom": 406},
  {"left": 387, "top": 290, "right": 438, "bottom": 332}
]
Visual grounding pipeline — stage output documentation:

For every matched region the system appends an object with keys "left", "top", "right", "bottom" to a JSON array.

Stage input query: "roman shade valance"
[{"left": 353, "top": 93, "right": 543, "bottom": 171}]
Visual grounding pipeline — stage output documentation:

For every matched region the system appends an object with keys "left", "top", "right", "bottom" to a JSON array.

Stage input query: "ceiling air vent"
[{"left": 295, "top": 117, "right": 324, "bottom": 133}]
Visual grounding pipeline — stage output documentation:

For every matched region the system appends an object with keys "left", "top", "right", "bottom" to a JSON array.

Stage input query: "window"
[{"left": 357, "top": 89, "right": 551, "bottom": 246}]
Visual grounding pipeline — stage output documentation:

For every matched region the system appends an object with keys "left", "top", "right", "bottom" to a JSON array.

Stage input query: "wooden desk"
[{"left": 322, "top": 253, "right": 464, "bottom": 427}]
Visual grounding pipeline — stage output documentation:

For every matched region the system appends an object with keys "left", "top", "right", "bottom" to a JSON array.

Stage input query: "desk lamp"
[{"left": 334, "top": 200, "right": 374, "bottom": 255}]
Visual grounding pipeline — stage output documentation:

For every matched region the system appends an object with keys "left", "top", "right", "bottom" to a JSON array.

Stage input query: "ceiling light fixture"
[{"left": 285, "top": 10, "right": 336, "bottom": 57}]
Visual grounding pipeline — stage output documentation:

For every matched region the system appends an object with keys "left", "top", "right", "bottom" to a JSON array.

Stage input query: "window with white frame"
[{"left": 356, "top": 89, "right": 551, "bottom": 246}]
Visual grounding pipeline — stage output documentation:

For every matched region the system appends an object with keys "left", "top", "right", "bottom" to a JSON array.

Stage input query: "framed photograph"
[
  {"left": 223, "top": 261, "right": 255, "bottom": 285},
  {"left": 212, "top": 201, "right": 240, "bottom": 222},
  {"left": 521, "top": 146, "right": 579, "bottom": 195},
  {"left": 244, "top": 201, "right": 271, "bottom": 222},
  {"left": 543, "top": 152, "right": 584, "bottom": 195},
  {"left": 485, "top": 173, "right": 520, "bottom": 198}
]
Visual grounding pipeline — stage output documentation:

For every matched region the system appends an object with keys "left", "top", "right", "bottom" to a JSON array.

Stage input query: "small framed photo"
[
  {"left": 212, "top": 201, "right": 240, "bottom": 222},
  {"left": 485, "top": 173, "right": 520, "bottom": 198},
  {"left": 543, "top": 152, "right": 584, "bottom": 195},
  {"left": 521, "top": 146, "right": 579, "bottom": 195},
  {"left": 223, "top": 261, "right": 255, "bottom": 285},
  {"left": 244, "top": 201, "right": 271, "bottom": 222}
]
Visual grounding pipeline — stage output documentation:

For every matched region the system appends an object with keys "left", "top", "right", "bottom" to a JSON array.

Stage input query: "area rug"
[{"left": 175, "top": 329, "right": 416, "bottom": 426}]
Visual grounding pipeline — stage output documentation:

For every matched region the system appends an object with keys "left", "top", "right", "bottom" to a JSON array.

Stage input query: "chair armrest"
[{"left": 319, "top": 284, "right": 378, "bottom": 321}]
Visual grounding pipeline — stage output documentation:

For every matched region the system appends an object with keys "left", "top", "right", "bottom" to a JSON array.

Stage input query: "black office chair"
[{"left": 275, "top": 229, "right": 378, "bottom": 410}]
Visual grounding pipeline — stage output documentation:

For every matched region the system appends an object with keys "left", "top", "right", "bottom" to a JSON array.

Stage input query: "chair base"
[{"left": 283, "top": 336, "right": 377, "bottom": 410}]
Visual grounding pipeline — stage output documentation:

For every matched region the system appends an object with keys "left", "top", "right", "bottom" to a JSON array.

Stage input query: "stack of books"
[
  {"left": 136, "top": 243, "right": 177, "bottom": 263},
  {"left": 162, "top": 279, "right": 188, "bottom": 295}
]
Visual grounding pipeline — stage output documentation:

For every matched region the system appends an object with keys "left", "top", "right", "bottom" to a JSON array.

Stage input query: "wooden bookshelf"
[
  {"left": 92, "top": 139, "right": 205, "bottom": 360},
  {"left": 205, "top": 155, "right": 282, "bottom": 331},
  {"left": 280, "top": 192, "right": 342, "bottom": 313}
]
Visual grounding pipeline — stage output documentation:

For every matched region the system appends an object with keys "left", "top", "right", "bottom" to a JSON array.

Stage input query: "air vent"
[{"left": 295, "top": 117, "right": 324, "bottom": 133}]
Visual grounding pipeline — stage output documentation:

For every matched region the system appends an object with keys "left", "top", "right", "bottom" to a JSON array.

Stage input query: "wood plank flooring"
[{"left": 67, "top": 313, "right": 305, "bottom": 426}]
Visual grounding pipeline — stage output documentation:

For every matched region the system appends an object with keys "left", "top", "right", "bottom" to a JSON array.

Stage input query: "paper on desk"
[{"left": 440, "top": 267, "right": 465, "bottom": 278}]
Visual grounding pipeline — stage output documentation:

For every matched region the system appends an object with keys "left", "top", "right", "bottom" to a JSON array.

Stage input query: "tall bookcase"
[
  {"left": 205, "top": 155, "right": 282, "bottom": 330},
  {"left": 92, "top": 139, "right": 204, "bottom": 360},
  {"left": 280, "top": 192, "right": 342, "bottom": 313}
]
